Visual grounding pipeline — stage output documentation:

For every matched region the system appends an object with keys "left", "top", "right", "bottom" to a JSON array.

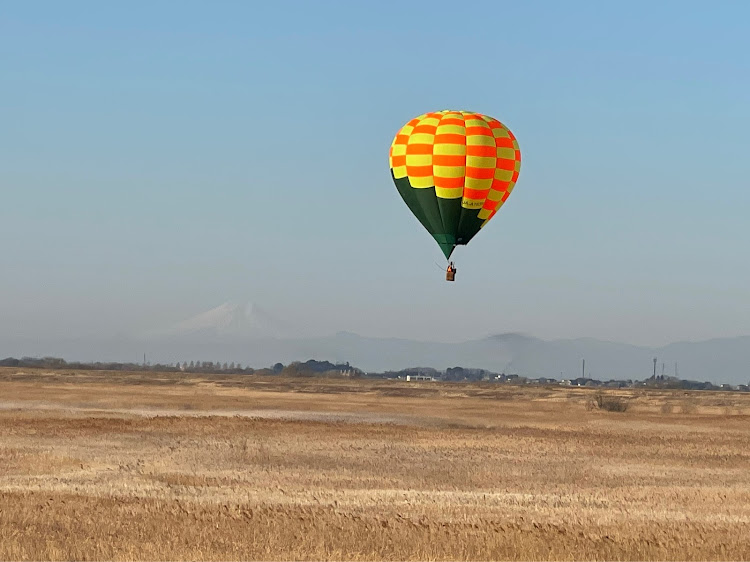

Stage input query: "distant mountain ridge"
[{"left": 3, "top": 302, "right": 749, "bottom": 385}]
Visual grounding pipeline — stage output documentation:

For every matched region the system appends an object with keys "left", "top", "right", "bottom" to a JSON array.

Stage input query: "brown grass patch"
[{"left": 2, "top": 370, "right": 750, "bottom": 559}]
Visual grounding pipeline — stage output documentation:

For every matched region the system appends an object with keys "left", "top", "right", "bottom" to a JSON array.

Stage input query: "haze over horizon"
[
  {"left": 4, "top": 299, "right": 750, "bottom": 385},
  {"left": 6, "top": 298, "right": 750, "bottom": 347},
  {"left": 3, "top": 1, "right": 750, "bottom": 349}
]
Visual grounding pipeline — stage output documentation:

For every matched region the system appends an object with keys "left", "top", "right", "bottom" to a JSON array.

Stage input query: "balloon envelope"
[{"left": 389, "top": 110, "right": 521, "bottom": 259}]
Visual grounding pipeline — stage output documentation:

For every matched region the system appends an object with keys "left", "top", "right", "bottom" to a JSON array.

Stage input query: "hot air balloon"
[{"left": 389, "top": 110, "right": 521, "bottom": 280}]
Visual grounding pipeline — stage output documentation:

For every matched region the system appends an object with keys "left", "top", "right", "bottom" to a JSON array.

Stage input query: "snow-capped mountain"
[{"left": 143, "top": 301, "right": 292, "bottom": 340}]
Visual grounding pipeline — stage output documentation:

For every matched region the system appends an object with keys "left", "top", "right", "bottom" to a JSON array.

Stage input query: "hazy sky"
[{"left": 2, "top": 0, "right": 750, "bottom": 346}]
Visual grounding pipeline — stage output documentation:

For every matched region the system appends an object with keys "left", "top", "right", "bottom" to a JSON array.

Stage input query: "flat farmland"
[{"left": 1, "top": 368, "right": 749, "bottom": 560}]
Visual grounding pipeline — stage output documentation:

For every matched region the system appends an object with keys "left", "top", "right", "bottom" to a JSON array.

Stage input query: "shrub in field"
[{"left": 592, "top": 392, "right": 629, "bottom": 412}]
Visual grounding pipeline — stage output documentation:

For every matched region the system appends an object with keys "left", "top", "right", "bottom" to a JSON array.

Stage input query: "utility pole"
[
  {"left": 582, "top": 359, "right": 586, "bottom": 379},
  {"left": 653, "top": 357, "right": 657, "bottom": 379}
]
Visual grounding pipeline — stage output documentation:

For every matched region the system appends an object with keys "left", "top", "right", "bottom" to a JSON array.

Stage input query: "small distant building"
[
  {"left": 604, "top": 380, "right": 628, "bottom": 388},
  {"left": 405, "top": 374, "right": 435, "bottom": 382}
]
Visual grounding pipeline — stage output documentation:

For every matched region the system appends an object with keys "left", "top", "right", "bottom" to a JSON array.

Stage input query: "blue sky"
[{"left": 2, "top": 0, "right": 749, "bottom": 346}]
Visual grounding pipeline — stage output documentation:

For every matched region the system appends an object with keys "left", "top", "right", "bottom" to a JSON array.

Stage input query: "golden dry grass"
[{"left": 1, "top": 367, "right": 750, "bottom": 560}]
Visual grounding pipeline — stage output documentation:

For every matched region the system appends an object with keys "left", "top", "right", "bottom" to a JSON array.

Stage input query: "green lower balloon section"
[{"left": 392, "top": 173, "right": 485, "bottom": 260}]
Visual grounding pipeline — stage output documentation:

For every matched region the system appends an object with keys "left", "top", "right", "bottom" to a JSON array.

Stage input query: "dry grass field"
[{"left": 1, "top": 367, "right": 750, "bottom": 560}]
